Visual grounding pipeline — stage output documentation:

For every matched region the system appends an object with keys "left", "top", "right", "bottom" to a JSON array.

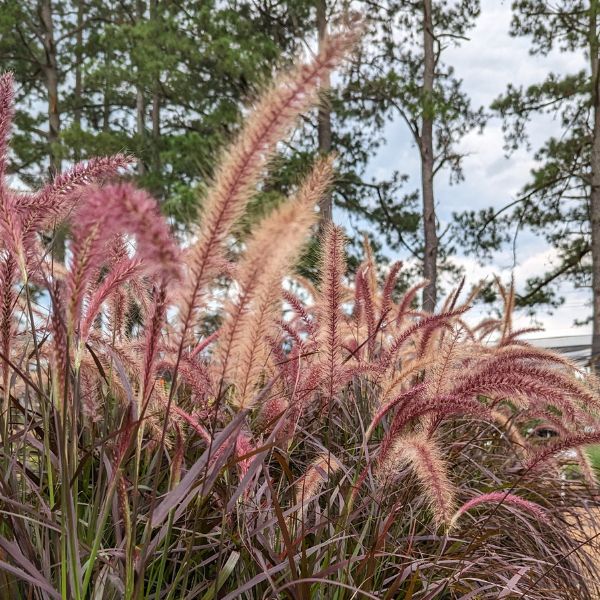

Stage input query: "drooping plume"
[
  {"left": 378, "top": 432, "right": 456, "bottom": 528},
  {"left": 67, "top": 183, "right": 180, "bottom": 331},
  {"left": 294, "top": 453, "right": 342, "bottom": 521},
  {"left": 450, "top": 492, "right": 549, "bottom": 530}
]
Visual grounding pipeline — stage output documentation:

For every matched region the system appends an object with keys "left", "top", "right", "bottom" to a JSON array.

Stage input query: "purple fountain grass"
[
  {"left": 0, "top": 255, "right": 15, "bottom": 396},
  {"left": 72, "top": 183, "right": 179, "bottom": 281},
  {"left": 450, "top": 491, "right": 549, "bottom": 530},
  {"left": 395, "top": 279, "right": 428, "bottom": 324},
  {"left": 379, "top": 306, "right": 469, "bottom": 370},
  {"left": 282, "top": 288, "right": 316, "bottom": 337},
  {"left": 355, "top": 265, "right": 377, "bottom": 358},
  {"left": 1, "top": 34, "right": 600, "bottom": 599},
  {"left": 316, "top": 224, "right": 347, "bottom": 409},
  {"left": 140, "top": 284, "right": 168, "bottom": 408},
  {"left": 67, "top": 183, "right": 179, "bottom": 332},
  {"left": 380, "top": 260, "right": 402, "bottom": 323},
  {"left": 365, "top": 383, "right": 427, "bottom": 441},
  {"left": 294, "top": 453, "right": 343, "bottom": 521},
  {"left": 523, "top": 409, "right": 598, "bottom": 485},
  {"left": 79, "top": 258, "right": 144, "bottom": 345},
  {"left": 0, "top": 73, "right": 14, "bottom": 178},
  {"left": 379, "top": 432, "right": 456, "bottom": 528},
  {"left": 525, "top": 430, "right": 600, "bottom": 472},
  {"left": 217, "top": 156, "right": 333, "bottom": 408},
  {"left": 18, "top": 155, "right": 134, "bottom": 245},
  {"left": 177, "top": 29, "right": 359, "bottom": 345}
]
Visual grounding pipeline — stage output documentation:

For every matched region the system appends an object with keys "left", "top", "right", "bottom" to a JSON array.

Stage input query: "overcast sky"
[{"left": 355, "top": 0, "right": 589, "bottom": 337}]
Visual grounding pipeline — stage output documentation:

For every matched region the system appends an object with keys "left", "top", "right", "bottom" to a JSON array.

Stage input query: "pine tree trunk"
[
  {"left": 103, "top": 43, "right": 111, "bottom": 132},
  {"left": 589, "top": 1, "right": 600, "bottom": 372},
  {"left": 40, "top": 0, "right": 61, "bottom": 178},
  {"left": 74, "top": 0, "right": 84, "bottom": 161},
  {"left": 150, "top": 0, "right": 161, "bottom": 195},
  {"left": 40, "top": 0, "right": 65, "bottom": 262},
  {"left": 136, "top": 0, "right": 146, "bottom": 176},
  {"left": 317, "top": 0, "right": 333, "bottom": 228},
  {"left": 421, "top": 0, "right": 438, "bottom": 313}
]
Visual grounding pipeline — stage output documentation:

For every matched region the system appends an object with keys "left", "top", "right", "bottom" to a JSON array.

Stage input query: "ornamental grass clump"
[{"left": 1, "top": 29, "right": 600, "bottom": 599}]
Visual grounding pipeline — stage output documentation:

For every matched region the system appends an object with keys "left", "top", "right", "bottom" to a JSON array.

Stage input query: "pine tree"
[
  {"left": 339, "top": 0, "right": 485, "bottom": 309},
  {"left": 455, "top": 0, "right": 600, "bottom": 369}
]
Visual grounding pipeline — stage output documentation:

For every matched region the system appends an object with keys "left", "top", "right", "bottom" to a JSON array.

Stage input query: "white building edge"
[{"left": 528, "top": 335, "right": 592, "bottom": 366}]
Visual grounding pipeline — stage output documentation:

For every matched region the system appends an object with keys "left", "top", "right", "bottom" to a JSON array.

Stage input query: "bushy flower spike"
[
  {"left": 178, "top": 29, "right": 359, "bottom": 343},
  {"left": 74, "top": 183, "right": 179, "bottom": 281},
  {"left": 379, "top": 432, "right": 455, "bottom": 528},
  {"left": 380, "top": 260, "right": 402, "bottom": 322},
  {"left": 68, "top": 183, "right": 180, "bottom": 330},
  {"left": 525, "top": 431, "right": 600, "bottom": 472},
  {"left": 217, "top": 156, "right": 333, "bottom": 407},
  {"left": 316, "top": 224, "right": 347, "bottom": 408},
  {"left": 0, "top": 72, "right": 14, "bottom": 178},
  {"left": 450, "top": 492, "right": 549, "bottom": 530},
  {"left": 294, "top": 453, "right": 343, "bottom": 521},
  {"left": 79, "top": 258, "right": 144, "bottom": 345},
  {"left": 395, "top": 279, "right": 428, "bottom": 324},
  {"left": 0, "top": 255, "right": 16, "bottom": 395},
  {"left": 19, "top": 154, "right": 134, "bottom": 233},
  {"left": 379, "top": 307, "right": 468, "bottom": 370}
]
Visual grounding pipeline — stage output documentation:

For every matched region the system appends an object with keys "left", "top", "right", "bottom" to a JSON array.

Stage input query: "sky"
[{"left": 355, "top": 0, "right": 589, "bottom": 337}]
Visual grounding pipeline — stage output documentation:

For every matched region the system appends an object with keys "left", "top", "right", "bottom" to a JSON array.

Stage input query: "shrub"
[{"left": 0, "top": 28, "right": 599, "bottom": 599}]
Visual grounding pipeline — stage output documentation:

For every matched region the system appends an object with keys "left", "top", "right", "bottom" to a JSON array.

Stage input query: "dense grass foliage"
[{"left": 1, "top": 29, "right": 600, "bottom": 599}]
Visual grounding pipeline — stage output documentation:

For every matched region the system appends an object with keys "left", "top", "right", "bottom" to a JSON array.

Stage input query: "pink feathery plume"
[
  {"left": 317, "top": 224, "right": 346, "bottom": 408},
  {"left": 380, "top": 307, "right": 468, "bottom": 370},
  {"left": 416, "top": 319, "right": 454, "bottom": 359},
  {"left": 0, "top": 72, "right": 14, "bottom": 178},
  {"left": 380, "top": 261, "right": 402, "bottom": 322},
  {"left": 379, "top": 433, "right": 455, "bottom": 528},
  {"left": 294, "top": 453, "right": 343, "bottom": 520},
  {"left": 21, "top": 154, "right": 134, "bottom": 229},
  {"left": 450, "top": 492, "right": 549, "bottom": 529},
  {"left": 365, "top": 383, "right": 426, "bottom": 441},
  {"left": 277, "top": 319, "right": 306, "bottom": 350},
  {"left": 74, "top": 183, "right": 179, "bottom": 281},
  {"left": 0, "top": 191, "right": 25, "bottom": 272},
  {"left": 49, "top": 281, "right": 69, "bottom": 400},
  {"left": 0, "top": 74, "right": 24, "bottom": 264},
  {"left": 0, "top": 255, "right": 16, "bottom": 395},
  {"left": 525, "top": 430, "right": 600, "bottom": 472},
  {"left": 79, "top": 258, "right": 144, "bottom": 345},
  {"left": 486, "top": 345, "right": 571, "bottom": 368},
  {"left": 500, "top": 327, "right": 544, "bottom": 345},
  {"left": 169, "top": 356, "right": 214, "bottom": 408},
  {"left": 257, "top": 394, "right": 288, "bottom": 433},
  {"left": 523, "top": 409, "right": 597, "bottom": 485},
  {"left": 68, "top": 183, "right": 179, "bottom": 329},
  {"left": 450, "top": 360, "right": 596, "bottom": 422},
  {"left": 140, "top": 284, "right": 168, "bottom": 408},
  {"left": 178, "top": 28, "right": 359, "bottom": 341},
  {"left": 283, "top": 289, "right": 316, "bottom": 336},
  {"left": 190, "top": 330, "right": 220, "bottom": 359},
  {"left": 389, "top": 394, "right": 490, "bottom": 441},
  {"left": 396, "top": 280, "right": 428, "bottom": 325},
  {"left": 234, "top": 430, "right": 256, "bottom": 482},
  {"left": 170, "top": 405, "right": 212, "bottom": 444},
  {"left": 356, "top": 265, "right": 377, "bottom": 357}
]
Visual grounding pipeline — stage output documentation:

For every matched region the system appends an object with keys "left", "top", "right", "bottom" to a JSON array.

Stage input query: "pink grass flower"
[{"left": 450, "top": 491, "right": 549, "bottom": 529}]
